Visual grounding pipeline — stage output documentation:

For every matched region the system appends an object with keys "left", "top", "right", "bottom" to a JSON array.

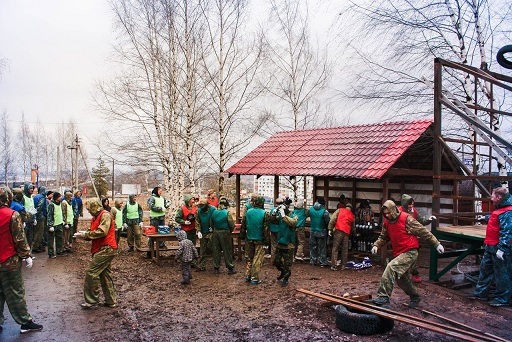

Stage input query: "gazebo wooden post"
[
  {"left": 274, "top": 175, "right": 279, "bottom": 203},
  {"left": 430, "top": 58, "right": 443, "bottom": 281},
  {"left": 380, "top": 176, "right": 390, "bottom": 267},
  {"left": 236, "top": 174, "right": 241, "bottom": 223}
]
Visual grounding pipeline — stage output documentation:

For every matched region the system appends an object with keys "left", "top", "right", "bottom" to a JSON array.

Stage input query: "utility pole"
[
  {"left": 67, "top": 135, "right": 80, "bottom": 192},
  {"left": 56, "top": 146, "right": 60, "bottom": 191},
  {"left": 111, "top": 158, "right": 115, "bottom": 202},
  {"left": 74, "top": 135, "right": 79, "bottom": 191}
]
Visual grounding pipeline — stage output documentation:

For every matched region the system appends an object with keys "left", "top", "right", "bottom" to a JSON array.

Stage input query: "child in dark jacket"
[{"left": 175, "top": 230, "right": 198, "bottom": 285}]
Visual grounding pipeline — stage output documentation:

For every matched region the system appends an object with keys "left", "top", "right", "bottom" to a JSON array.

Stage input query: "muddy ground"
[{"left": 2, "top": 220, "right": 511, "bottom": 342}]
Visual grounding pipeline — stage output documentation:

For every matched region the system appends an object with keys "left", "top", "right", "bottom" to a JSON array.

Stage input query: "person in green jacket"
[
  {"left": 307, "top": 197, "right": 330, "bottom": 267},
  {"left": 269, "top": 197, "right": 286, "bottom": 265},
  {"left": 241, "top": 195, "right": 270, "bottom": 285},
  {"left": 271, "top": 202, "right": 298, "bottom": 285},
  {"left": 195, "top": 198, "right": 215, "bottom": 271},
  {"left": 210, "top": 197, "right": 236, "bottom": 275}
]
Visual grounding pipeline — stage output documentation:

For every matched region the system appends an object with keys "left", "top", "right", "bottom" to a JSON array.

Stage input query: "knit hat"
[
  {"left": 317, "top": 197, "right": 325, "bottom": 205},
  {"left": 294, "top": 199, "right": 304, "bottom": 209},
  {"left": 53, "top": 192, "right": 62, "bottom": 200},
  {"left": 254, "top": 195, "right": 265, "bottom": 208}
]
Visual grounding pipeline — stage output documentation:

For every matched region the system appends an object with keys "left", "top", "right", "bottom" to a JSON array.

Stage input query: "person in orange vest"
[
  {"left": 328, "top": 202, "right": 355, "bottom": 271},
  {"left": 175, "top": 194, "right": 198, "bottom": 247},
  {"left": 206, "top": 189, "right": 219, "bottom": 208},
  {"left": 398, "top": 194, "right": 436, "bottom": 283},
  {"left": 0, "top": 186, "right": 43, "bottom": 334},
  {"left": 74, "top": 199, "right": 118, "bottom": 309},
  {"left": 371, "top": 200, "right": 444, "bottom": 308}
]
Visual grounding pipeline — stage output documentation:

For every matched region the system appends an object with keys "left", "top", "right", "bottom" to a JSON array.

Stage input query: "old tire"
[
  {"left": 335, "top": 305, "right": 394, "bottom": 335},
  {"left": 497, "top": 45, "right": 512, "bottom": 69}
]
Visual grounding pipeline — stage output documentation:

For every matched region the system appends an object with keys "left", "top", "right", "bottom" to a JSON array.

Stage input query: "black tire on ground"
[
  {"left": 335, "top": 305, "right": 394, "bottom": 335},
  {"left": 497, "top": 45, "right": 512, "bottom": 69}
]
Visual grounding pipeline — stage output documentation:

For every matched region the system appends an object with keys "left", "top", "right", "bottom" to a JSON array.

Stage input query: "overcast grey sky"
[
  {"left": 0, "top": 0, "right": 116, "bottom": 140},
  {"left": 0, "top": 0, "right": 340, "bottom": 149}
]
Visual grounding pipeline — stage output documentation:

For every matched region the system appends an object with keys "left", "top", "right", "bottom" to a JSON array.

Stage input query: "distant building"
[{"left": 253, "top": 175, "right": 313, "bottom": 203}]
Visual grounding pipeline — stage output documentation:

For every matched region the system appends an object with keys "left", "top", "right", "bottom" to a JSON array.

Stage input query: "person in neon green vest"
[
  {"left": 22, "top": 182, "right": 37, "bottom": 247},
  {"left": 46, "top": 192, "right": 68, "bottom": 258},
  {"left": 61, "top": 190, "right": 75, "bottom": 253},
  {"left": 122, "top": 194, "right": 143, "bottom": 252},
  {"left": 111, "top": 199, "right": 124, "bottom": 249},
  {"left": 148, "top": 186, "right": 169, "bottom": 249}
]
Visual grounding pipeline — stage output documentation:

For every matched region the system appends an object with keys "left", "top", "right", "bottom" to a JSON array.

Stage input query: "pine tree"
[{"left": 92, "top": 156, "right": 110, "bottom": 198}]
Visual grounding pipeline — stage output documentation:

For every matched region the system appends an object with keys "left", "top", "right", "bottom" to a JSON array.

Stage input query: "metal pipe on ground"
[{"left": 296, "top": 289, "right": 502, "bottom": 342}]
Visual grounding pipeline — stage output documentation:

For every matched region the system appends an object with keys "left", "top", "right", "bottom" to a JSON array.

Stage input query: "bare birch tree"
[
  {"left": 336, "top": 0, "right": 512, "bottom": 180},
  {"left": 0, "top": 110, "right": 13, "bottom": 186},
  {"left": 337, "top": 0, "right": 512, "bottom": 120},
  {"left": 264, "top": 0, "right": 331, "bottom": 131},
  {"left": 200, "top": 0, "right": 265, "bottom": 194},
  {"left": 20, "top": 113, "right": 35, "bottom": 180},
  {"left": 95, "top": 0, "right": 211, "bottom": 212}
]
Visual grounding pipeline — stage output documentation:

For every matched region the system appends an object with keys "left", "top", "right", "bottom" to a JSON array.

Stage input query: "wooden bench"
[{"left": 135, "top": 246, "right": 179, "bottom": 253}]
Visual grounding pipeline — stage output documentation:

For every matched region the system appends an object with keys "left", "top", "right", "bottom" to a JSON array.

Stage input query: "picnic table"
[{"left": 141, "top": 230, "right": 243, "bottom": 265}]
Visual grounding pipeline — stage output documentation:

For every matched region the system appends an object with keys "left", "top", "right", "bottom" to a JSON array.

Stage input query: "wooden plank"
[
  {"left": 437, "top": 225, "right": 486, "bottom": 239},
  {"left": 402, "top": 304, "right": 510, "bottom": 342},
  {"left": 135, "top": 246, "right": 178, "bottom": 252}
]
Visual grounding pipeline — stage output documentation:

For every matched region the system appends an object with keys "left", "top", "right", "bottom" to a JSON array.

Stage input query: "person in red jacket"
[
  {"left": 75, "top": 199, "right": 118, "bottom": 309},
  {"left": 468, "top": 187, "right": 512, "bottom": 307},
  {"left": 0, "top": 186, "right": 43, "bottom": 334},
  {"left": 328, "top": 202, "right": 355, "bottom": 271},
  {"left": 398, "top": 194, "right": 437, "bottom": 283},
  {"left": 371, "top": 200, "right": 444, "bottom": 308},
  {"left": 175, "top": 195, "right": 199, "bottom": 245},
  {"left": 206, "top": 189, "right": 219, "bottom": 208}
]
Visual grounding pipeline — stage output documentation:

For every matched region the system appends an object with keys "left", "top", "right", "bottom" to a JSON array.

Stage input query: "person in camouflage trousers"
[
  {"left": 241, "top": 195, "right": 270, "bottom": 285},
  {"left": 195, "top": 198, "right": 215, "bottom": 271},
  {"left": 175, "top": 230, "right": 198, "bottom": 285},
  {"left": 0, "top": 186, "right": 43, "bottom": 334},
  {"left": 371, "top": 200, "right": 444, "bottom": 308},
  {"left": 328, "top": 201, "right": 355, "bottom": 271},
  {"left": 398, "top": 194, "right": 437, "bottom": 283},
  {"left": 75, "top": 199, "right": 118, "bottom": 309},
  {"left": 122, "top": 194, "right": 143, "bottom": 252},
  {"left": 293, "top": 199, "right": 307, "bottom": 261},
  {"left": 272, "top": 202, "right": 298, "bottom": 285},
  {"left": 210, "top": 197, "right": 236, "bottom": 275}
]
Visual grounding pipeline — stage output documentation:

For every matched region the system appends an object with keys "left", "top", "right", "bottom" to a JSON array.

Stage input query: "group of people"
[
  {"left": 2, "top": 182, "right": 510, "bottom": 334},
  {"left": 95, "top": 187, "right": 237, "bottom": 285},
  {"left": 8, "top": 183, "right": 84, "bottom": 259}
]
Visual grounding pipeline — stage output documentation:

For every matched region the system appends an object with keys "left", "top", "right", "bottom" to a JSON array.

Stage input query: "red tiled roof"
[{"left": 226, "top": 120, "right": 433, "bottom": 179}]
